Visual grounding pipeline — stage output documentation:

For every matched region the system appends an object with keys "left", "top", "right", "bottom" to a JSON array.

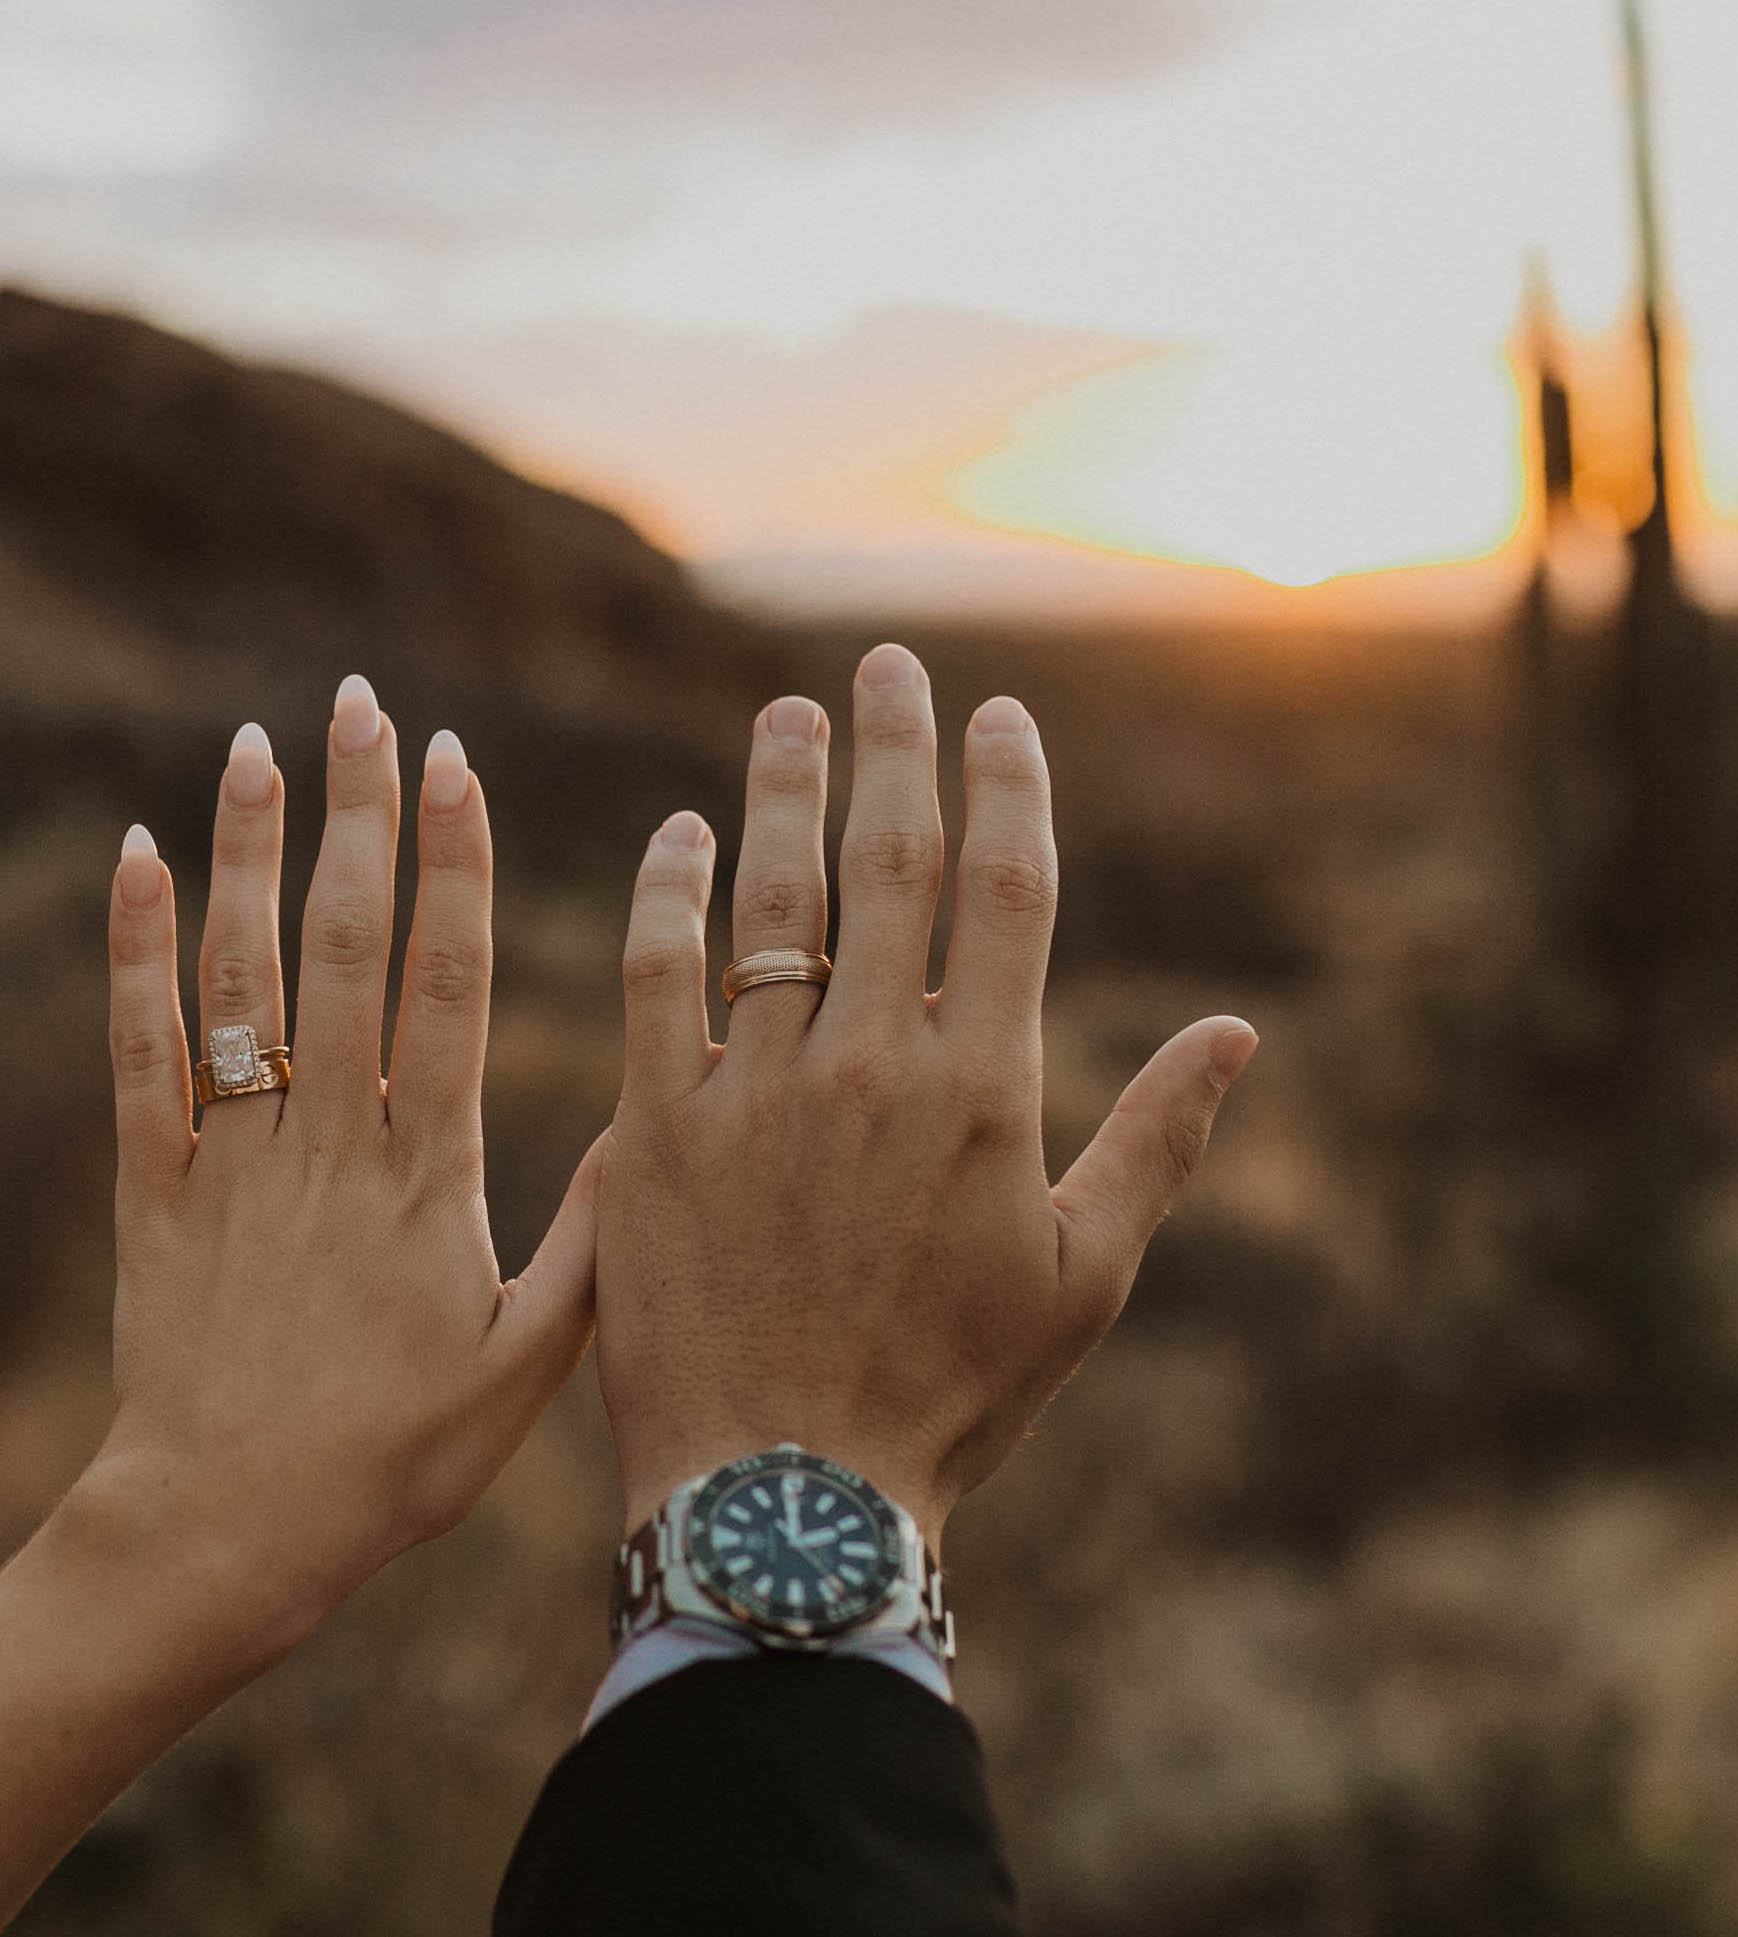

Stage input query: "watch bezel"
[{"left": 686, "top": 1447, "right": 903, "bottom": 1642}]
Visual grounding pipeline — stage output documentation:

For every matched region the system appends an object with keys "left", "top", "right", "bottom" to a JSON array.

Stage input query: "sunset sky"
[{"left": 4, "top": 0, "right": 1738, "bottom": 621}]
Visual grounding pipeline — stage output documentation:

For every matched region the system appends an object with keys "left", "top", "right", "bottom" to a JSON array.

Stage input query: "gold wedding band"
[
  {"left": 722, "top": 949, "right": 833, "bottom": 1006},
  {"left": 195, "top": 1023, "right": 292, "bottom": 1104}
]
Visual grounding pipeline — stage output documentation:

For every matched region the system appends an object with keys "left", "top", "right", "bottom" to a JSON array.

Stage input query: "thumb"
[
  {"left": 1051, "top": 1015, "right": 1257, "bottom": 1316},
  {"left": 506, "top": 1124, "right": 612, "bottom": 1352}
]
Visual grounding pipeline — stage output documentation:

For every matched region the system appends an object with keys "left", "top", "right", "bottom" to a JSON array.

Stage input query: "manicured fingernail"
[
  {"left": 1211, "top": 1024, "right": 1259, "bottom": 1087},
  {"left": 332, "top": 673, "right": 381, "bottom": 755},
  {"left": 765, "top": 697, "right": 823, "bottom": 745},
  {"left": 972, "top": 696, "right": 1029, "bottom": 737},
  {"left": 423, "top": 728, "right": 470, "bottom": 812},
  {"left": 118, "top": 823, "right": 162, "bottom": 910},
  {"left": 225, "top": 721, "right": 273, "bottom": 806},
  {"left": 657, "top": 810, "right": 709, "bottom": 850},
  {"left": 859, "top": 642, "right": 919, "bottom": 688}
]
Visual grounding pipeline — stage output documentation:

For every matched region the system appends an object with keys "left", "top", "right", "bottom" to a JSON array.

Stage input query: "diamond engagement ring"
[
  {"left": 195, "top": 1023, "right": 292, "bottom": 1104},
  {"left": 721, "top": 949, "right": 833, "bottom": 1005}
]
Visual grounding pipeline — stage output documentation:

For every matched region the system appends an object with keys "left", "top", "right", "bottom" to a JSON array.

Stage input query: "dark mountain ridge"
[{"left": 0, "top": 284, "right": 788, "bottom": 870}]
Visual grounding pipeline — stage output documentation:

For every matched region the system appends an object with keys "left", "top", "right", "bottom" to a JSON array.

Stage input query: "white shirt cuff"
[{"left": 584, "top": 1617, "right": 954, "bottom": 1733}]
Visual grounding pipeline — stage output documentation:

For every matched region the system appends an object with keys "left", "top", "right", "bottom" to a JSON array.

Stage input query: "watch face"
[{"left": 687, "top": 1448, "right": 903, "bottom": 1641}]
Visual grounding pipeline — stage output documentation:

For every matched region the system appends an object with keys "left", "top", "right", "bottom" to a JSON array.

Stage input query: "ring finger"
[
  {"left": 725, "top": 695, "right": 831, "bottom": 1061},
  {"left": 195, "top": 721, "right": 286, "bottom": 1144}
]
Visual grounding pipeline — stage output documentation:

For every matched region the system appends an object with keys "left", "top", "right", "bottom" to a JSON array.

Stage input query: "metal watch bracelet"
[{"left": 609, "top": 1451, "right": 955, "bottom": 1664}]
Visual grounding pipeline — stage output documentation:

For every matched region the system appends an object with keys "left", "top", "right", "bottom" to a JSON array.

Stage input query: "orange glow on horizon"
[
  {"left": 930, "top": 296, "right": 1738, "bottom": 618},
  {"left": 942, "top": 330, "right": 1532, "bottom": 595}
]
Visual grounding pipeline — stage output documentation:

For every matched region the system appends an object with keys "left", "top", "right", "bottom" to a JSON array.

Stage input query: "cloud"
[
  {"left": 245, "top": 0, "right": 1292, "bottom": 143},
  {"left": 0, "top": 0, "right": 249, "bottom": 177}
]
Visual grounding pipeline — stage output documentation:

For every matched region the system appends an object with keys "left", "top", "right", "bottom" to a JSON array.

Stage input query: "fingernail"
[
  {"left": 423, "top": 728, "right": 470, "bottom": 812},
  {"left": 332, "top": 673, "right": 381, "bottom": 755},
  {"left": 118, "top": 823, "right": 162, "bottom": 910},
  {"left": 972, "top": 696, "right": 1029, "bottom": 737},
  {"left": 859, "top": 642, "right": 919, "bottom": 689},
  {"left": 225, "top": 721, "right": 273, "bottom": 806},
  {"left": 1211, "top": 1024, "right": 1259, "bottom": 1088},
  {"left": 657, "top": 810, "right": 709, "bottom": 850},
  {"left": 765, "top": 696, "right": 823, "bottom": 745}
]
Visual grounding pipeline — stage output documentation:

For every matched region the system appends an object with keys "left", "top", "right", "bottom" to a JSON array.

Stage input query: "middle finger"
[
  {"left": 825, "top": 642, "right": 943, "bottom": 1032},
  {"left": 196, "top": 721, "right": 286, "bottom": 1148}
]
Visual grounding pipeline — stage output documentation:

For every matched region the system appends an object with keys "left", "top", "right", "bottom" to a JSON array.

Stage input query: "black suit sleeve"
[{"left": 494, "top": 1656, "right": 1022, "bottom": 1935}]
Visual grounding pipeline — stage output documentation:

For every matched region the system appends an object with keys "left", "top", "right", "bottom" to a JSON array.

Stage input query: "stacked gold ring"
[
  {"left": 721, "top": 949, "right": 833, "bottom": 1006},
  {"left": 195, "top": 1023, "right": 293, "bottom": 1104}
]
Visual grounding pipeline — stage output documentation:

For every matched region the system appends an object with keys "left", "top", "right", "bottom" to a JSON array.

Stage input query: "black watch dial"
[{"left": 687, "top": 1447, "right": 903, "bottom": 1640}]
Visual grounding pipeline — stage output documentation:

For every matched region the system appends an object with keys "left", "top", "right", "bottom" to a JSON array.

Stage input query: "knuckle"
[
  {"left": 622, "top": 939, "right": 692, "bottom": 997},
  {"left": 303, "top": 900, "right": 385, "bottom": 973},
  {"left": 203, "top": 942, "right": 275, "bottom": 1014},
  {"left": 419, "top": 814, "right": 490, "bottom": 878},
  {"left": 756, "top": 752, "right": 821, "bottom": 799},
  {"left": 740, "top": 875, "right": 810, "bottom": 933},
  {"left": 974, "top": 736, "right": 1046, "bottom": 787},
  {"left": 857, "top": 709, "right": 931, "bottom": 753},
  {"left": 816, "top": 1038, "right": 901, "bottom": 1121},
  {"left": 946, "top": 1048, "right": 1019, "bottom": 1131},
  {"left": 211, "top": 817, "right": 263, "bottom": 872},
  {"left": 1160, "top": 1107, "right": 1212, "bottom": 1189},
  {"left": 637, "top": 856, "right": 704, "bottom": 898},
  {"left": 111, "top": 1025, "right": 178, "bottom": 1086},
  {"left": 411, "top": 936, "right": 484, "bottom": 1010},
  {"left": 109, "top": 921, "right": 161, "bottom": 970},
  {"left": 851, "top": 825, "right": 942, "bottom": 898},
  {"left": 967, "top": 852, "right": 1056, "bottom": 922}
]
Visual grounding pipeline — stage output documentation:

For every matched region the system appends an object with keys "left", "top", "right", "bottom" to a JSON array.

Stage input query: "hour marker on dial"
[
  {"left": 728, "top": 1503, "right": 753, "bottom": 1525},
  {"left": 815, "top": 1491, "right": 837, "bottom": 1515},
  {"left": 818, "top": 1579, "right": 840, "bottom": 1603},
  {"left": 787, "top": 1579, "right": 806, "bottom": 1608},
  {"left": 839, "top": 1541, "right": 878, "bottom": 1559},
  {"left": 837, "top": 1515, "right": 863, "bottom": 1532},
  {"left": 726, "top": 1555, "right": 752, "bottom": 1576},
  {"left": 751, "top": 1486, "right": 774, "bottom": 1509},
  {"left": 753, "top": 1573, "right": 774, "bottom": 1597},
  {"left": 839, "top": 1564, "right": 865, "bottom": 1586},
  {"left": 711, "top": 1526, "right": 742, "bottom": 1547}
]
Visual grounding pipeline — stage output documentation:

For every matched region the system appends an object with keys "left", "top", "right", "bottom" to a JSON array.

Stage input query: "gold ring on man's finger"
[{"left": 721, "top": 949, "right": 833, "bottom": 1006}]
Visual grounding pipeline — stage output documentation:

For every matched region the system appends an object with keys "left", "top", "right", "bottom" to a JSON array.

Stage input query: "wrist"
[
  {"left": 623, "top": 1436, "right": 949, "bottom": 1560},
  {"left": 0, "top": 1446, "right": 334, "bottom": 1923},
  {"left": 66, "top": 1440, "right": 339, "bottom": 1676}
]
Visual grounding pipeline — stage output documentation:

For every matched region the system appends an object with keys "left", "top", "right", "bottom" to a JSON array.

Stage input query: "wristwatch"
[{"left": 610, "top": 1443, "right": 955, "bottom": 1663}]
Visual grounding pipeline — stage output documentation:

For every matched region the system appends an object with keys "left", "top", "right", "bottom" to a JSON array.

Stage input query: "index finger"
[
  {"left": 287, "top": 675, "right": 400, "bottom": 1128},
  {"left": 108, "top": 824, "right": 194, "bottom": 1205}
]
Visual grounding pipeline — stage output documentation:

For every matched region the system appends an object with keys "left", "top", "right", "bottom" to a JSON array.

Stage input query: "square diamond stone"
[{"left": 209, "top": 1024, "right": 260, "bottom": 1090}]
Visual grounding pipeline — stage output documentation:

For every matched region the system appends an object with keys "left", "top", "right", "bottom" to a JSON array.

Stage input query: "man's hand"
[{"left": 595, "top": 643, "right": 1256, "bottom": 1552}]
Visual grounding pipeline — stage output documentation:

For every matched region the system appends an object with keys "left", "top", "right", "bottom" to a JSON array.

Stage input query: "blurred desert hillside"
[{"left": 8, "top": 287, "right": 1738, "bottom": 1935}]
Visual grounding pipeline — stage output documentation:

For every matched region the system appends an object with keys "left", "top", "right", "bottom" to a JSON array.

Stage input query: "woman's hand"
[
  {"left": 0, "top": 676, "right": 598, "bottom": 1923},
  {"left": 596, "top": 643, "right": 1257, "bottom": 1553},
  {"left": 98, "top": 675, "right": 598, "bottom": 1629}
]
